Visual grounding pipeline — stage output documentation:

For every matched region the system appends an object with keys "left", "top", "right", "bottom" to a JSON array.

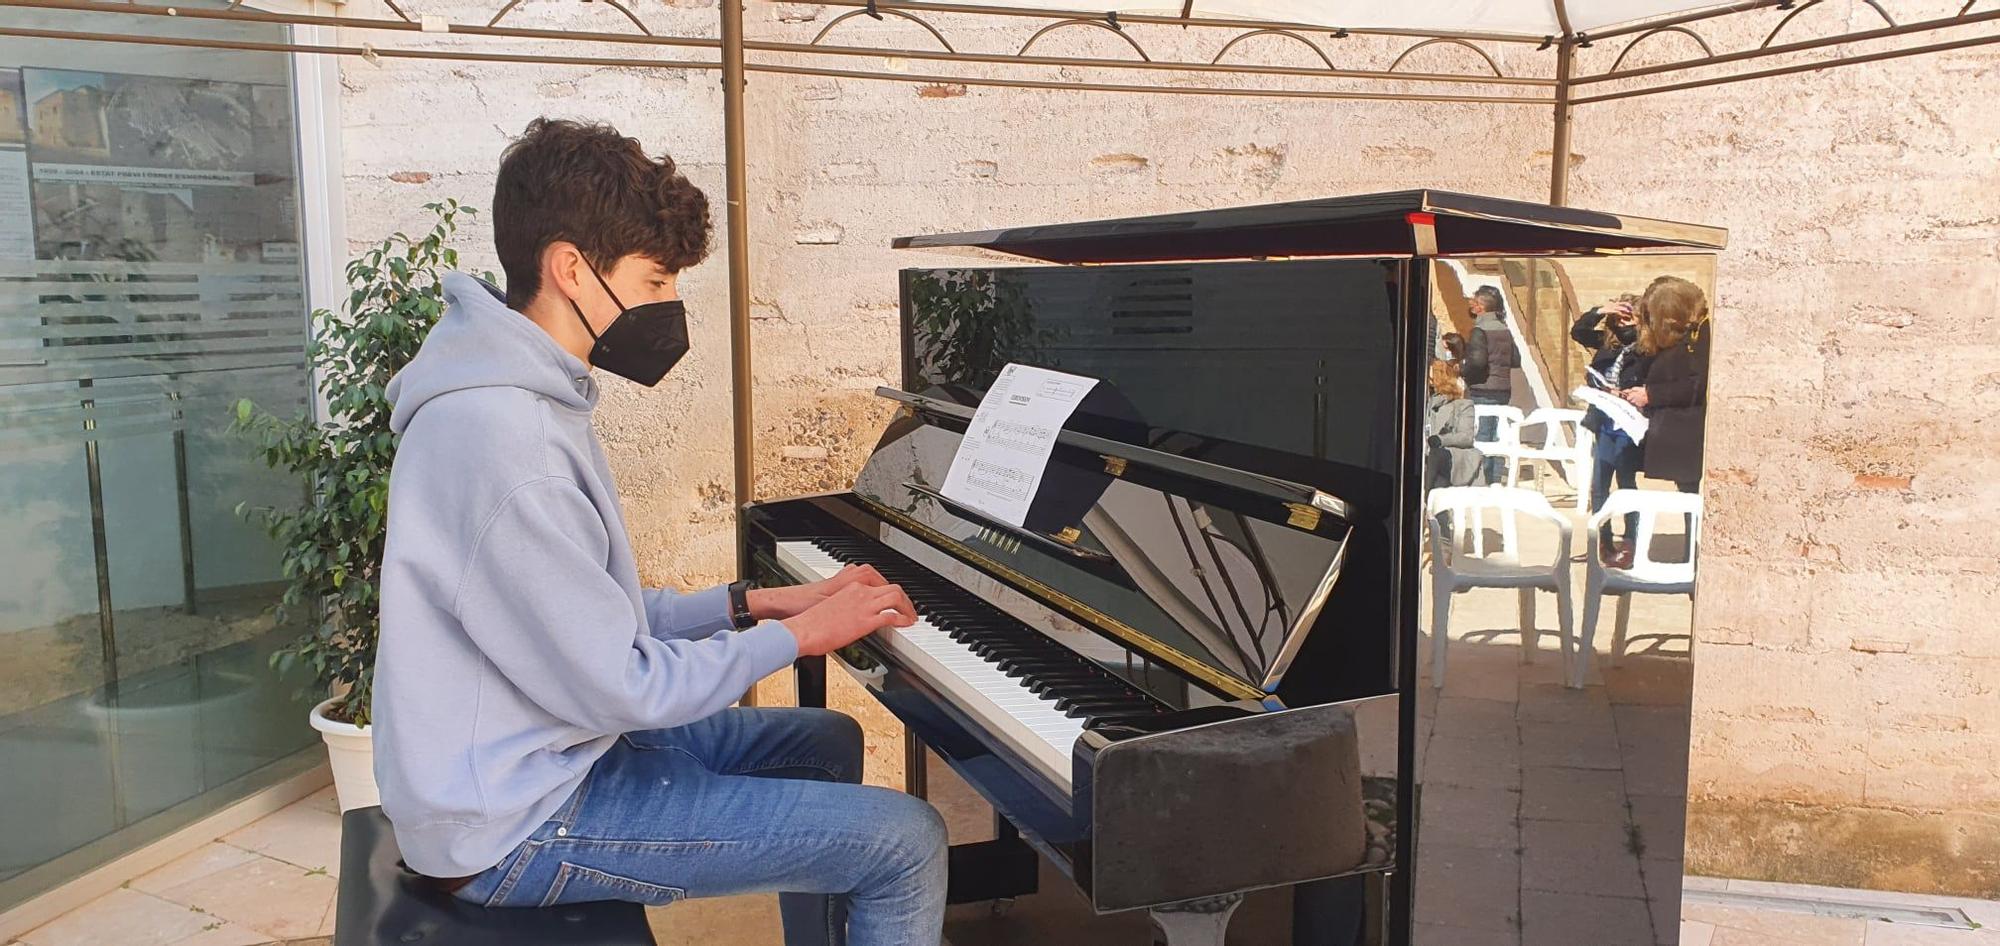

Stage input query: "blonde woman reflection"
[{"left": 1619, "top": 276, "right": 1712, "bottom": 496}]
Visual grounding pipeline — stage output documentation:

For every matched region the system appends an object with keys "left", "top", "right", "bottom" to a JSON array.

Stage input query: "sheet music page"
[
  {"left": 941, "top": 363, "right": 1100, "bottom": 528},
  {"left": 1573, "top": 386, "right": 1650, "bottom": 443}
]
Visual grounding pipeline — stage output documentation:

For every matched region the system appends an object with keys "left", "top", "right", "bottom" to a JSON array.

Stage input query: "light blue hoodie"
[{"left": 374, "top": 272, "right": 798, "bottom": 878}]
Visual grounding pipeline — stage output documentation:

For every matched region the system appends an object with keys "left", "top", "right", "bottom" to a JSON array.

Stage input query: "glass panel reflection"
[
  {"left": 0, "top": 6, "right": 317, "bottom": 909},
  {"left": 1414, "top": 255, "right": 1711, "bottom": 946}
]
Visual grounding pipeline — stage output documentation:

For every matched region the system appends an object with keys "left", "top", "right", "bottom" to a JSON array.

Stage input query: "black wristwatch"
[{"left": 726, "top": 580, "right": 756, "bottom": 630}]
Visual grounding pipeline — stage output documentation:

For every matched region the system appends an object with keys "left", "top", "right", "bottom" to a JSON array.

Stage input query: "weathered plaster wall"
[
  {"left": 335, "top": 0, "right": 1998, "bottom": 894},
  {"left": 338, "top": 0, "right": 746, "bottom": 590}
]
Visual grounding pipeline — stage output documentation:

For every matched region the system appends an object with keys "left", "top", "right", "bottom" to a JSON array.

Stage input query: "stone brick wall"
[{"left": 333, "top": 0, "right": 1998, "bottom": 895}]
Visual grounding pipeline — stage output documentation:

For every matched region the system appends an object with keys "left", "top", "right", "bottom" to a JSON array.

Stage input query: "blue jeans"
[
  {"left": 1469, "top": 390, "right": 1509, "bottom": 484},
  {"left": 1591, "top": 438, "right": 1643, "bottom": 549},
  {"left": 452, "top": 708, "right": 948, "bottom": 946}
]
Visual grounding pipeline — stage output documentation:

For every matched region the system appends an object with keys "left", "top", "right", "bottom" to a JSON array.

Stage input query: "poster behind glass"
[{"left": 19, "top": 66, "right": 297, "bottom": 264}]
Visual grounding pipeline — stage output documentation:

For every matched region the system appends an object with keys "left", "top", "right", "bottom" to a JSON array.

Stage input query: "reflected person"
[
  {"left": 1460, "top": 286, "right": 1516, "bottom": 484},
  {"left": 1573, "top": 294, "right": 1651, "bottom": 567},
  {"left": 1426, "top": 358, "right": 1482, "bottom": 491},
  {"left": 1620, "top": 276, "right": 1712, "bottom": 497}
]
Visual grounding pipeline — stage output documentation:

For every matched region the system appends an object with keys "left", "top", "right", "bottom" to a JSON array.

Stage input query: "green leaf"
[{"left": 231, "top": 198, "right": 469, "bottom": 707}]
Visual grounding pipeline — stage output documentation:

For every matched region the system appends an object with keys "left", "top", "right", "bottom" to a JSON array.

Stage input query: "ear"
[{"left": 540, "top": 241, "right": 588, "bottom": 305}]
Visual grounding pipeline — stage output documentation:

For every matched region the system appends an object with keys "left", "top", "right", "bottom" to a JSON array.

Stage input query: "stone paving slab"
[{"left": 14, "top": 783, "right": 1999, "bottom": 946}]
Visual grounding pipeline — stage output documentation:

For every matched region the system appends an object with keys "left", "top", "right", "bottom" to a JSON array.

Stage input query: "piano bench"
[{"left": 332, "top": 806, "right": 658, "bottom": 946}]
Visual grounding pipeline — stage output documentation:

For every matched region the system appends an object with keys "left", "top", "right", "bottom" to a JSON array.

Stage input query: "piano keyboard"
[{"left": 774, "top": 538, "right": 1162, "bottom": 792}]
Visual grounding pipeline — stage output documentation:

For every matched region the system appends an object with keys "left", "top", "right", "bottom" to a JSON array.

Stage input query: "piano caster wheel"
[
  {"left": 989, "top": 898, "right": 1016, "bottom": 918},
  {"left": 1148, "top": 893, "right": 1244, "bottom": 946}
]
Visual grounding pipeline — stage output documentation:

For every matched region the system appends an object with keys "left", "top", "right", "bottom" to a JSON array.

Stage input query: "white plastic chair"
[
  {"left": 1426, "top": 486, "right": 1576, "bottom": 690},
  {"left": 1468, "top": 405, "right": 1526, "bottom": 554},
  {"left": 1514, "top": 408, "right": 1593, "bottom": 510},
  {"left": 1576, "top": 489, "right": 1702, "bottom": 687}
]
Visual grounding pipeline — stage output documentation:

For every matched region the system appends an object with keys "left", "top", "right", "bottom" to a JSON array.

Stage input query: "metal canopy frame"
[{"left": 2, "top": 0, "right": 1991, "bottom": 534}]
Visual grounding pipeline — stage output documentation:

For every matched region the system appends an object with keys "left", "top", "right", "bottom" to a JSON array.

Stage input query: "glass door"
[{"left": 0, "top": 8, "right": 320, "bottom": 908}]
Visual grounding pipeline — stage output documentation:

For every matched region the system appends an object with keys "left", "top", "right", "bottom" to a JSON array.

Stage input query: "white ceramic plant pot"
[{"left": 310, "top": 697, "right": 378, "bottom": 812}]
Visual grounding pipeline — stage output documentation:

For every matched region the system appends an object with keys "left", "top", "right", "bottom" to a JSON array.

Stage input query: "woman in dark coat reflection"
[
  {"left": 1573, "top": 294, "right": 1650, "bottom": 564},
  {"left": 1620, "top": 276, "right": 1712, "bottom": 494}
]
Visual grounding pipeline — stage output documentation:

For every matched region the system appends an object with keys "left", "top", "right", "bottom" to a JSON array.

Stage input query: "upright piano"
[{"left": 741, "top": 191, "right": 1728, "bottom": 946}]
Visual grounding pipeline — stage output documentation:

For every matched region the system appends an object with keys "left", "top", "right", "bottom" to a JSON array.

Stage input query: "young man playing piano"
[{"left": 372, "top": 117, "right": 948, "bottom": 945}]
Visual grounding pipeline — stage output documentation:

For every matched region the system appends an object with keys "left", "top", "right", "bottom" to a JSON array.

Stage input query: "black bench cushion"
[{"left": 335, "top": 805, "right": 657, "bottom": 946}]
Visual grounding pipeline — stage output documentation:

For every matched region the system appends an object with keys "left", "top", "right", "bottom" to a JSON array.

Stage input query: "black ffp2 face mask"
[
  {"left": 569, "top": 265, "right": 689, "bottom": 387},
  {"left": 1612, "top": 322, "right": 1640, "bottom": 346}
]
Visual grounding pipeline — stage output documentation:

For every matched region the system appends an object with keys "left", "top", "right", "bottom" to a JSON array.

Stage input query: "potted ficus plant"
[{"left": 235, "top": 200, "right": 475, "bottom": 809}]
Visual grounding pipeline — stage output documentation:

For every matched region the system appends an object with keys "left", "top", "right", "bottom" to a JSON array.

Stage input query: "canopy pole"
[
  {"left": 1548, "top": 0, "right": 1575, "bottom": 206},
  {"left": 721, "top": 0, "right": 762, "bottom": 707},
  {"left": 1549, "top": 40, "right": 1575, "bottom": 206},
  {"left": 723, "top": 0, "right": 752, "bottom": 522},
  {"left": 722, "top": 0, "right": 754, "bottom": 554}
]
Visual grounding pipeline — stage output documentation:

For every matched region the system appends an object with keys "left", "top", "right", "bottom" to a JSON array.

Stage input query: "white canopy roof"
[{"left": 931, "top": 1, "right": 1737, "bottom": 38}]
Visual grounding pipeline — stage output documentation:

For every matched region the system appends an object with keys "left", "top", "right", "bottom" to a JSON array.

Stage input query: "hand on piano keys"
[
  {"left": 777, "top": 539, "right": 1165, "bottom": 789},
  {"left": 746, "top": 563, "right": 892, "bottom": 621},
  {"left": 780, "top": 579, "right": 919, "bottom": 657}
]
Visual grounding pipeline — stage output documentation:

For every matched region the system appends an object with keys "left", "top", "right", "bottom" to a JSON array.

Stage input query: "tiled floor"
[
  {"left": 10, "top": 787, "right": 343, "bottom": 946},
  {"left": 14, "top": 784, "right": 1997, "bottom": 945},
  {"left": 1410, "top": 477, "right": 1700, "bottom": 946}
]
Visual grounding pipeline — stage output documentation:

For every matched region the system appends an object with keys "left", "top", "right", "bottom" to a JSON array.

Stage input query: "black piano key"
[
  {"left": 961, "top": 629, "right": 1021, "bottom": 645},
  {"left": 1055, "top": 697, "right": 1147, "bottom": 716},
  {"left": 1023, "top": 661, "right": 1093, "bottom": 676},
  {"left": 991, "top": 655, "right": 1049, "bottom": 674},
  {"left": 1028, "top": 677, "right": 1123, "bottom": 698},
  {"left": 1058, "top": 683, "right": 1139, "bottom": 700},
  {"left": 1081, "top": 710, "right": 1161, "bottom": 728},
  {"left": 1005, "top": 665, "right": 1095, "bottom": 683},
  {"left": 974, "top": 641, "right": 1041, "bottom": 658},
  {"left": 998, "top": 658, "right": 1081, "bottom": 675},
  {"left": 925, "top": 606, "right": 985, "bottom": 619},
  {"left": 983, "top": 643, "right": 1065, "bottom": 664}
]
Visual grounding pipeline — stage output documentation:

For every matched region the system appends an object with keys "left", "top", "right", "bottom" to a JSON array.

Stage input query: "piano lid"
[
  {"left": 853, "top": 389, "right": 1352, "bottom": 702},
  {"left": 892, "top": 189, "right": 1728, "bottom": 263}
]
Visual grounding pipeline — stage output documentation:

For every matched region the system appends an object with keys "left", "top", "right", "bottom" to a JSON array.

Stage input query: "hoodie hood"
[{"left": 388, "top": 272, "right": 596, "bottom": 434}]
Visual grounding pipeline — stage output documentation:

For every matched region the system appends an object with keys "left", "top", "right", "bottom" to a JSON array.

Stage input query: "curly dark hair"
[
  {"left": 493, "top": 118, "right": 711, "bottom": 309},
  {"left": 1440, "top": 331, "right": 1466, "bottom": 362},
  {"left": 1472, "top": 285, "right": 1505, "bottom": 316}
]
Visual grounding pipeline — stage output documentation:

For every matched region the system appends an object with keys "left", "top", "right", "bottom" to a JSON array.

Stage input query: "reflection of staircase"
[
  {"left": 1461, "top": 256, "right": 1717, "bottom": 406},
  {"left": 1440, "top": 260, "right": 1559, "bottom": 413}
]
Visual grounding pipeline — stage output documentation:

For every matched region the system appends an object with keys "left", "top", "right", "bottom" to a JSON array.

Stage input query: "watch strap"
[{"left": 726, "top": 580, "right": 755, "bottom": 630}]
